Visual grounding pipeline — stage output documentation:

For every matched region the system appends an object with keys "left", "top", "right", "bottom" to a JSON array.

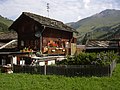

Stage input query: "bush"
[{"left": 57, "top": 51, "right": 119, "bottom": 66}]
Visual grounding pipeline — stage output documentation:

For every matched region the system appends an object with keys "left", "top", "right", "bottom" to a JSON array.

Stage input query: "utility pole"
[{"left": 47, "top": 3, "right": 50, "bottom": 17}]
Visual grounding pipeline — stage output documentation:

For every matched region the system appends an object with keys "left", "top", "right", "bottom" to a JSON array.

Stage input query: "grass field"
[{"left": 0, "top": 64, "right": 120, "bottom": 90}]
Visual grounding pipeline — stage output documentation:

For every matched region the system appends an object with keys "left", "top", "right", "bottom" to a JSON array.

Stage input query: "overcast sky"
[{"left": 0, "top": 0, "right": 120, "bottom": 23}]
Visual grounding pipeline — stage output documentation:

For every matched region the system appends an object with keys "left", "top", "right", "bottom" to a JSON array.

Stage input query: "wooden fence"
[
  {"left": 13, "top": 60, "right": 116, "bottom": 77},
  {"left": 0, "top": 65, "right": 2, "bottom": 73}
]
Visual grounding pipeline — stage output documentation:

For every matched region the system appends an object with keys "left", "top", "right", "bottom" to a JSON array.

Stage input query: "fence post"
[{"left": 44, "top": 65, "right": 46, "bottom": 75}]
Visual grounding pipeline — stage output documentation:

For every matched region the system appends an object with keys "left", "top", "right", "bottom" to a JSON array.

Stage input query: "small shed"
[
  {"left": 0, "top": 32, "right": 17, "bottom": 52},
  {"left": 9, "top": 12, "right": 77, "bottom": 55},
  {"left": 86, "top": 39, "right": 120, "bottom": 53}
]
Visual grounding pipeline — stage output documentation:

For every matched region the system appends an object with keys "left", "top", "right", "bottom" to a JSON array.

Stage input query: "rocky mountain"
[{"left": 67, "top": 9, "right": 120, "bottom": 44}]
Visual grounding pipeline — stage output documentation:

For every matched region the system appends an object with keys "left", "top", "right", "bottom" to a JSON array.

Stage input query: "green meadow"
[{"left": 0, "top": 64, "right": 120, "bottom": 90}]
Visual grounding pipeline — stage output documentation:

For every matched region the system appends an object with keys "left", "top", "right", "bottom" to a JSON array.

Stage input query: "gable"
[{"left": 9, "top": 12, "right": 77, "bottom": 33}]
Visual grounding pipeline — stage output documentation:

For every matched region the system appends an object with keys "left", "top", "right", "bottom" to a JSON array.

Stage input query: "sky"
[{"left": 0, "top": 0, "right": 120, "bottom": 23}]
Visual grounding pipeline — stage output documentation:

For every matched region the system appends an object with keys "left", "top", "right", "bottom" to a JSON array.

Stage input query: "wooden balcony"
[{"left": 43, "top": 47, "right": 69, "bottom": 55}]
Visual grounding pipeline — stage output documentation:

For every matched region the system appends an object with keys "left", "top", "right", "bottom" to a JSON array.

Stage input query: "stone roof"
[
  {"left": 23, "top": 12, "right": 77, "bottom": 33},
  {"left": 0, "top": 32, "right": 17, "bottom": 40},
  {"left": 0, "top": 32, "right": 17, "bottom": 49},
  {"left": 86, "top": 40, "right": 118, "bottom": 48},
  {"left": 9, "top": 12, "right": 78, "bottom": 33},
  {"left": 0, "top": 42, "right": 17, "bottom": 49}
]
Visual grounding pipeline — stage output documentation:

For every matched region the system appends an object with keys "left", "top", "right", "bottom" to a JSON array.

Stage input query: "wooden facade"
[{"left": 9, "top": 12, "right": 77, "bottom": 55}]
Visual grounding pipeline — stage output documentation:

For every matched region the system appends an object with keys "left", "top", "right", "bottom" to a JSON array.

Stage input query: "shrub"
[{"left": 57, "top": 51, "right": 119, "bottom": 66}]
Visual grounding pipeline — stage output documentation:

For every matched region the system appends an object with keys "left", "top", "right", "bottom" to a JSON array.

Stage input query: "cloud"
[
  {"left": 0, "top": 0, "right": 47, "bottom": 19},
  {"left": 0, "top": 0, "right": 120, "bottom": 23},
  {"left": 83, "top": 0, "right": 91, "bottom": 9}
]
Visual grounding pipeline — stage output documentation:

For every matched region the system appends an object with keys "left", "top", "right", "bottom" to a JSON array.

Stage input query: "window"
[{"left": 21, "top": 40, "right": 24, "bottom": 46}]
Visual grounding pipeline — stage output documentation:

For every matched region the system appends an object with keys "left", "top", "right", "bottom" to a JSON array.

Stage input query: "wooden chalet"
[{"left": 9, "top": 12, "right": 77, "bottom": 55}]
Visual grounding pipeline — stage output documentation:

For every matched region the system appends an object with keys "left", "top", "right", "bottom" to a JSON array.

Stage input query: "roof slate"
[
  {"left": 0, "top": 32, "right": 17, "bottom": 40},
  {"left": 23, "top": 12, "right": 77, "bottom": 33},
  {"left": 86, "top": 40, "right": 118, "bottom": 47}
]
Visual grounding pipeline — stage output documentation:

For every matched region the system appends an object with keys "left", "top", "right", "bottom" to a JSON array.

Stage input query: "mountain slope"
[
  {"left": 0, "top": 15, "right": 13, "bottom": 32},
  {"left": 68, "top": 9, "right": 120, "bottom": 44}
]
